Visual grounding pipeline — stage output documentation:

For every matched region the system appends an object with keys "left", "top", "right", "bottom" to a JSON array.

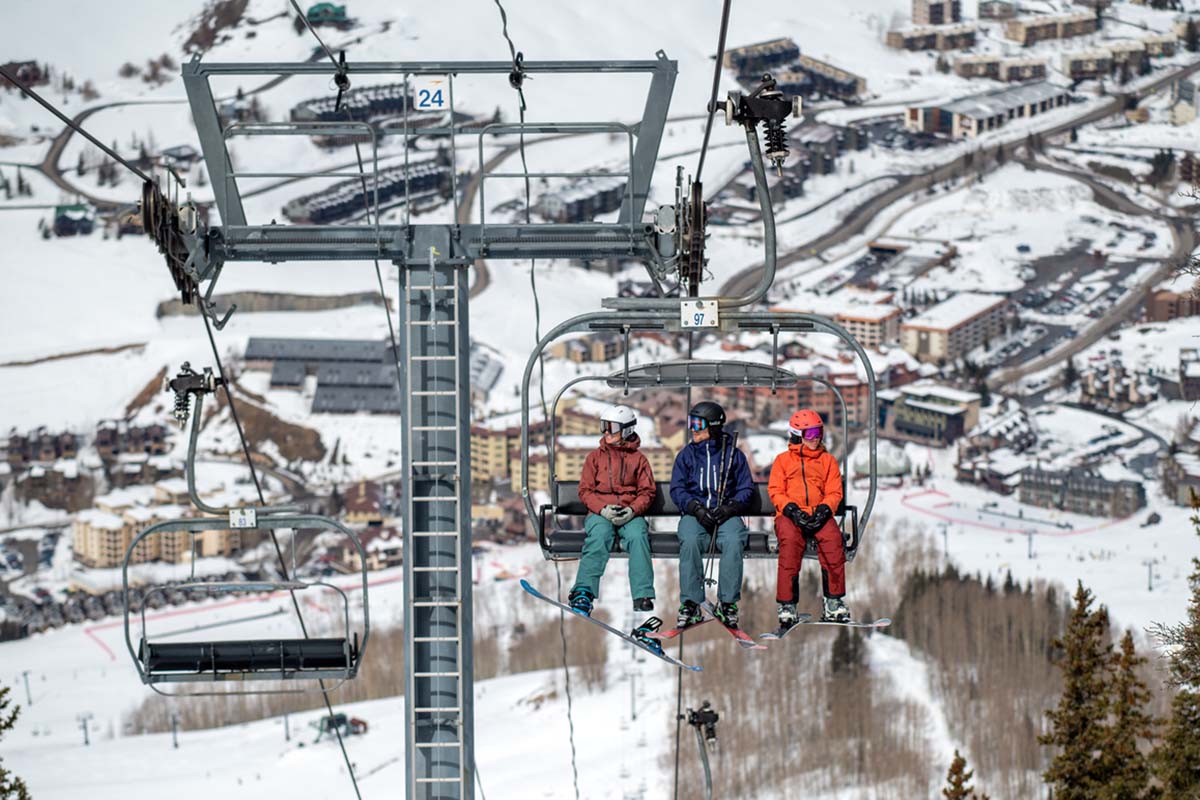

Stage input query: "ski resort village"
[{"left": 4, "top": 0, "right": 1200, "bottom": 798}]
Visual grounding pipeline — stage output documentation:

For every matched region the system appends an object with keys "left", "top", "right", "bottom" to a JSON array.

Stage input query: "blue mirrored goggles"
[{"left": 688, "top": 416, "right": 710, "bottom": 432}]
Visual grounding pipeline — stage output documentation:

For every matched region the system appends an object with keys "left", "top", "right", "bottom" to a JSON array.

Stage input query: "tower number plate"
[{"left": 681, "top": 299, "right": 719, "bottom": 329}]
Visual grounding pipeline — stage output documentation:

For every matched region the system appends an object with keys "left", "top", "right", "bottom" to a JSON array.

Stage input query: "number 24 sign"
[{"left": 413, "top": 76, "right": 449, "bottom": 110}]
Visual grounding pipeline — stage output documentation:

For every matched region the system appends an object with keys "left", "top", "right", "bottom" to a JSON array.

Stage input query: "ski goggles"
[
  {"left": 601, "top": 420, "right": 629, "bottom": 435},
  {"left": 789, "top": 426, "right": 823, "bottom": 441},
  {"left": 687, "top": 416, "right": 710, "bottom": 432}
]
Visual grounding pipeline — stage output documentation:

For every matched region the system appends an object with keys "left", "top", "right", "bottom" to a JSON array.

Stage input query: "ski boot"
[
  {"left": 631, "top": 616, "right": 665, "bottom": 656},
  {"left": 777, "top": 602, "right": 799, "bottom": 630},
  {"left": 568, "top": 587, "right": 594, "bottom": 617},
  {"left": 822, "top": 596, "right": 851, "bottom": 623},
  {"left": 633, "top": 597, "right": 654, "bottom": 612},
  {"left": 676, "top": 600, "right": 703, "bottom": 629},
  {"left": 714, "top": 601, "right": 740, "bottom": 629}
]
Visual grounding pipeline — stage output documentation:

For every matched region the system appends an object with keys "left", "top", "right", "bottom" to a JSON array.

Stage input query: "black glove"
[
  {"left": 686, "top": 499, "right": 718, "bottom": 528},
  {"left": 712, "top": 501, "right": 745, "bottom": 526},
  {"left": 783, "top": 502, "right": 811, "bottom": 530},
  {"left": 810, "top": 503, "right": 833, "bottom": 529}
]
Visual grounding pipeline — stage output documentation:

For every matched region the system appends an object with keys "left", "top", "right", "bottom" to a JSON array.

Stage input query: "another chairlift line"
[
  {"left": 520, "top": 313, "right": 879, "bottom": 563},
  {"left": 121, "top": 364, "right": 370, "bottom": 695}
]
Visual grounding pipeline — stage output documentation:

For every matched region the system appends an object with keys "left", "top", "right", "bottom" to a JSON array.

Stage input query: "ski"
[
  {"left": 519, "top": 580, "right": 703, "bottom": 671},
  {"left": 760, "top": 616, "right": 892, "bottom": 640},
  {"left": 645, "top": 617, "right": 715, "bottom": 640},
  {"left": 700, "top": 602, "right": 768, "bottom": 650}
]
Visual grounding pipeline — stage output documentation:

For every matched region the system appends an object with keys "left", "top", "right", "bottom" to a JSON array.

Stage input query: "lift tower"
[{"left": 174, "top": 55, "right": 677, "bottom": 799}]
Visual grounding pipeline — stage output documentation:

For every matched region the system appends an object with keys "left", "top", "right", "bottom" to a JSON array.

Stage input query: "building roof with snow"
[
  {"left": 903, "top": 292, "right": 1007, "bottom": 332},
  {"left": 941, "top": 82, "right": 1068, "bottom": 122}
]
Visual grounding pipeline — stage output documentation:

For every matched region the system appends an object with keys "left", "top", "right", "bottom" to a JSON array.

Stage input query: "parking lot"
[
  {"left": 852, "top": 115, "right": 950, "bottom": 152},
  {"left": 982, "top": 237, "right": 1152, "bottom": 370}
]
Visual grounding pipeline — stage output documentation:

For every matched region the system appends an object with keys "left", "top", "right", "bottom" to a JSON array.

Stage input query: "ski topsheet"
[
  {"left": 519, "top": 580, "right": 703, "bottom": 671},
  {"left": 645, "top": 617, "right": 715, "bottom": 640},
  {"left": 761, "top": 615, "right": 892, "bottom": 640},
  {"left": 700, "top": 602, "right": 768, "bottom": 650}
]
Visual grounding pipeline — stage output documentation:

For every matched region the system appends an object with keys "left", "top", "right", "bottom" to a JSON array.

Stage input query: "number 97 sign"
[
  {"left": 413, "top": 76, "right": 449, "bottom": 110},
  {"left": 680, "top": 299, "right": 719, "bottom": 329}
]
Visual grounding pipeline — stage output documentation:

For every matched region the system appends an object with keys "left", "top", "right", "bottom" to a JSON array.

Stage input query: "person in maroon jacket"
[{"left": 568, "top": 405, "right": 657, "bottom": 620}]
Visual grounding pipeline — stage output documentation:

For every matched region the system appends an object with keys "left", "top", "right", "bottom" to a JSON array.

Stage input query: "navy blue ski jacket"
[{"left": 669, "top": 433, "right": 754, "bottom": 513}]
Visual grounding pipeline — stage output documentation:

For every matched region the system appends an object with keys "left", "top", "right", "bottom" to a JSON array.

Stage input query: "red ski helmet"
[{"left": 789, "top": 409, "right": 823, "bottom": 442}]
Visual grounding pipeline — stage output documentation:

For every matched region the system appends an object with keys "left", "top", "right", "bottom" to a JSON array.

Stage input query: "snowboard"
[
  {"left": 700, "top": 602, "right": 768, "bottom": 650},
  {"left": 519, "top": 579, "right": 703, "bottom": 671},
  {"left": 760, "top": 615, "right": 892, "bottom": 640}
]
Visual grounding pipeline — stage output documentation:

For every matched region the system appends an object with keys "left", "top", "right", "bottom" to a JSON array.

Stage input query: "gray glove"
[
  {"left": 611, "top": 506, "right": 634, "bottom": 526},
  {"left": 600, "top": 505, "right": 622, "bottom": 523}
]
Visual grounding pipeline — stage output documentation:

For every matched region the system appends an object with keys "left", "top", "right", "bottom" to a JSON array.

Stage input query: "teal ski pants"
[
  {"left": 677, "top": 514, "right": 747, "bottom": 605},
  {"left": 571, "top": 513, "right": 655, "bottom": 601}
]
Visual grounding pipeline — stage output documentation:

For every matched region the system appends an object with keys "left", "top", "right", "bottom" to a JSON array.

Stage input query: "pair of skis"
[{"left": 521, "top": 579, "right": 891, "bottom": 671}]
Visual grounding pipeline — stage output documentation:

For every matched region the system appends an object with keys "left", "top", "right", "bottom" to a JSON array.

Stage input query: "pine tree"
[
  {"left": 0, "top": 683, "right": 30, "bottom": 800},
  {"left": 944, "top": 749, "right": 991, "bottom": 799},
  {"left": 1097, "top": 631, "right": 1158, "bottom": 800},
  {"left": 1041, "top": 582, "right": 1114, "bottom": 800},
  {"left": 944, "top": 750, "right": 975, "bottom": 800},
  {"left": 1152, "top": 513, "right": 1200, "bottom": 797},
  {"left": 1063, "top": 357, "right": 1079, "bottom": 390}
]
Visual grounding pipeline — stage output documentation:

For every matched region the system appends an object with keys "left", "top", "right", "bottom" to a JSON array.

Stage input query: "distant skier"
[
  {"left": 768, "top": 409, "right": 850, "bottom": 626},
  {"left": 670, "top": 401, "right": 754, "bottom": 629},
  {"left": 568, "top": 405, "right": 658, "bottom": 643}
]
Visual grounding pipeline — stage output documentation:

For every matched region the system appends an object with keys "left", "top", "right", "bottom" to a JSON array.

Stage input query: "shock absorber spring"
[
  {"left": 172, "top": 388, "right": 191, "bottom": 427},
  {"left": 762, "top": 118, "right": 788, "bottom": 172}
]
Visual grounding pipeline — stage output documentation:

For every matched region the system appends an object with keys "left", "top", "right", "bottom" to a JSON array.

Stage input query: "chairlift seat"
[
  {"left": 540, "top": 480, "right": 858, "bottom": 560},
  {"left": 139, "top": 636, "right": 356, "bottom": 678}
]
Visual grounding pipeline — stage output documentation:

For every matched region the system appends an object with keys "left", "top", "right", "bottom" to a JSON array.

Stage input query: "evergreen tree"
[
  {"left": 1152, "top": 515, "right": 1200, "bottom": 797},
  {"left": 1041, "top": 582, "right": 1114, "bottom": 800},
  {"left": 1063, "top": 357, "right": 1079, "bottom": 390},
  {"left": 944, "top": 750, "right": 974, "bottom": 800},
  {"left": 1187, "top": 20, "right": 1200, "bottom": 55},
  {"left": 1097, "top": 631, "right": 1158, "bottom": 800},
  {"left": 0, "top": 683, "right": 30, "bottom": 800},
  {"left": 944, "top": 749, "right": 990, "bottom": 799}
]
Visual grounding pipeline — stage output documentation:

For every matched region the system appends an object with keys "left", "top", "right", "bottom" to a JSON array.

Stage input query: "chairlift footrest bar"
[{"left": 138, "top": 637, "right": 355, "bottom": 677}]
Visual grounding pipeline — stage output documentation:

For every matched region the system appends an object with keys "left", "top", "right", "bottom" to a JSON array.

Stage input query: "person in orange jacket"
[{"left": 767, "top": 409, "right": 850, "bottom": 626}]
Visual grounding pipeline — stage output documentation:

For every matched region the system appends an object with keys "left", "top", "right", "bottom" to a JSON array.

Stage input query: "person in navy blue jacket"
[{"left": 670, "top": 400, "right": 754, "bottom": 629}]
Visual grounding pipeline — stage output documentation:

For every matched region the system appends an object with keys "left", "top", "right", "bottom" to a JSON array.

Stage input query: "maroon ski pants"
[{"left": 775, "top": 514, "right": 846, "bottom": 602}]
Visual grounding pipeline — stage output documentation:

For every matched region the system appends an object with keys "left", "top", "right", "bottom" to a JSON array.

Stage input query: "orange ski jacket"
[{"left": 767, "top": 442, "right": 843, "bottom": 515}]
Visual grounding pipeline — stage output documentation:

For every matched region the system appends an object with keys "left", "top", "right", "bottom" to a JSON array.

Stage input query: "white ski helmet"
[{"left": 600, "top": 404, "right": 637, "bottom": 439}]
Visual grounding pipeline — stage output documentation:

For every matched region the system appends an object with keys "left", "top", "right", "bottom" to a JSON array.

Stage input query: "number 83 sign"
[{"left": 413, "top": 76, "right": 449, "bottom": 110}]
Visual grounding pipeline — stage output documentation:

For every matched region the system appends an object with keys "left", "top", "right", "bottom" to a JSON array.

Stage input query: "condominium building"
[
  {"left": 901, "top": 292, "right": 1009, "bottom": 363},
  {"left": 722, "top": 38, "right": 801, "bottom": 75},
  {"left": 878, "top": 382, "right": 981, "bottom": 446},
  {"left": 887, "top": 24, "right": 977, "bottom": 51},
  {"left": 954, "top": 55, "right": 1047, "bottom": 81},
  {"left": 1019, "top": 466, "right": 1145, "bottom": 517},
  {"left": 1006, "top": 13, "right": 1097, "bottom": 46},
  {"left": 914, "top": 0, "right": 962, "bottom": 25},
  {"left": 906, "top": 81, "right": 1071, "bottom": 139}
]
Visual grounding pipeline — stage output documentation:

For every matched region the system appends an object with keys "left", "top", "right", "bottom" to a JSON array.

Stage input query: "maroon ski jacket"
[{"left": 578, "top": 434, "right": 656, "bottom": 516}]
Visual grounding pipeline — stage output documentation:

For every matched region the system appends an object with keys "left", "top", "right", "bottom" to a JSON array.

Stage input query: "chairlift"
[
  {"left": 520, "top": 313, "right": 879, "bottom": 564},
  {"left": 121, "top": 364, "right": 370, "bottom": 696}
]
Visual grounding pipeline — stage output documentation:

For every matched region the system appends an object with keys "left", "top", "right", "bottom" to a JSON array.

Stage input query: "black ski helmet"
[{"left": 688, "top": 401, "right": 726, "bottom": 434}]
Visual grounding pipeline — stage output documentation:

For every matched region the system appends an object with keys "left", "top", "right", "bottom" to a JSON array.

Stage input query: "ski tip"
[
  {"left": 873, "top": 618, "right": 892, "bottom": 627},
  {"left": 519, "top": 578, "right": 535, "bottom": 593}
]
